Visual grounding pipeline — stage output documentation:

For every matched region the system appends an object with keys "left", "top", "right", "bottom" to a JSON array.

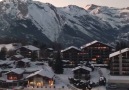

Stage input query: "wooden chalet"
[
  {"left": 42, "top": 48, "right": 54, "bottom": 58},
  {"left": 16, "top": 58, "right": 30, "bottom": 68},
  {"left": 6, "top": 68, "right": 25, "bottom": 80},
  {"left": 26, "top": 69, "right": 54, "bottom": 88},
  {"left": 11, "top": 54, "right": 24, "bottom": 61},
  {"left": 72, "top": 65, "right": 92, "bottom": 80},
  {"left": 81, "top": 40, "right": 112, "bottom": 64},
  {"left": 110, "top": 48, "right": 129, "bottom": 75},
  {"left": 61, "top": 46, "right": 81, "bottom": 66},
  {"left": 16, "top": 45, "right": 40, "bottom": 59}
]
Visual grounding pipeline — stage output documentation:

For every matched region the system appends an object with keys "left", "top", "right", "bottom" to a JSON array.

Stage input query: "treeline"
[
  {"left": 0, "top": 38, "right": 63, "bottom": 50},
  {"left": 115, "top": 40, "right": 129, "bottom": 51}
]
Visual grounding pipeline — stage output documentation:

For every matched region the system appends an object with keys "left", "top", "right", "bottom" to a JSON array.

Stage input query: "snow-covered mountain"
[
  {"left": 85, "top": 4, "right": 129, "bottom": 29},
  {"left": 0, "top": 0, "right": 128, "bottom": 47}
]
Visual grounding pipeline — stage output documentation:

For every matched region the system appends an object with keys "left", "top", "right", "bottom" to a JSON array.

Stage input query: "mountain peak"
[
  {"left": 85, "top": 4, "right": 100, "bottom": 10},
  {"left": 2, "top": 0, "right": 32, "bottom": 3}
]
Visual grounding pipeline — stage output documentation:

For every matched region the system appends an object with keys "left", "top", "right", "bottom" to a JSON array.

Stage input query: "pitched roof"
[
  {"left": 61, "top": 46, "right": 81, "bottom": 52},
  {"left": 72, "top": 65, "right": 92, "bottom": 72},
  {"left": 6, "top": 68, "right": 25, "bottom": 74},
  {"left": 21, "top": 58, "right": 30, "bottom": 63},
  {"left": 22, "top": 45, "right": 39, "bottom": 51},
  {"left": 26, "top": 69, "right": 54, "bottom": 79},
  {"left": 109, "top": 48, "right": 129, "bottom": 58},
  {"left": 13, "top": 54, "right": 23, "bottom": 58},
  {"left": 81, "top": 40, "right": 112, "bottom": 49}
]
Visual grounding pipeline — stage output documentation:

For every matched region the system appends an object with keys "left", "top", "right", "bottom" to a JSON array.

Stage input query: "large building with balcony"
[
  {"left": 16, "top": 45, "right": 40, "bottom": 59},
  {"left": 110, "top": 48, "right": 129, "bottom": 75},
  {"left": 81, "top": 40, "right": 112, "bottom": 64},
  {"left": 61, "top": 46, "right": 81, "bottom": 66}
]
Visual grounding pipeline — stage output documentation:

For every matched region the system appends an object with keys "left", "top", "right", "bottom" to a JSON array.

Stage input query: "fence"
[{"left": 24, "top": 86, "right": 72, "bottom": 90}]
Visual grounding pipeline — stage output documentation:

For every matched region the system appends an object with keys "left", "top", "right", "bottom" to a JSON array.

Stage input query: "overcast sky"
[{"left": 34, "top": 0, "right": 129, "bottom": 8}]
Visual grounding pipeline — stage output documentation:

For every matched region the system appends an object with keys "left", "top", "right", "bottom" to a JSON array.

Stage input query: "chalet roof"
[
  {"left": 47, "top": 48, "right": 53, "bottom": 51},
  {"left": 26, "top": 69, "right": 54, "bottom": 79},
  {"left": 13, "top": 54, "right": 23, "bottom": 58},
  {"left": 81, "top": 40, "right": 111, "bottom": 49},
  {"left": 6, "top": 68, "right": 25, "bottom": 74},
  {"left": 109, "top": 48, "right": 129, "bottom": 58},
  {"left": 72, "top": 65, "right": 92, "bottom": 72},
  {"left": 0, "top": 60, "right": 13, "bottom": 65},
  {"left": 20, "top": 58, "right": 30, "bottom": 63},
  {"left": 22, "top": 45, "right": 40, "bottom": 51},
  {"left": 61, "top": 46, "right": 81, "bottom": 53}
]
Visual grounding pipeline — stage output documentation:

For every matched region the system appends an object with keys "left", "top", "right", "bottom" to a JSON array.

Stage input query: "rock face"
[{"left": 0, "top": 0, "right": 129, "bottom": 47}]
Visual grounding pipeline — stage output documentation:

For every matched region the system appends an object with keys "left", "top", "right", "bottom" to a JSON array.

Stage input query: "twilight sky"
[{"left": 34, "top": 0, "right": 129, "bottom": 8}]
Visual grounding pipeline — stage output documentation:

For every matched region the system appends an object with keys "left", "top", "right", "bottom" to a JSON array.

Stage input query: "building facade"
[
  {"left": 26, "top": 69, "right": 54, "bottom": 88},
  {"left": 81, "top": 40, "right": 112, "bottom": 64},
  {"left": 110, "top": 48, "right": 129, "bottom": 75},
  {"left": 16, "top": 45, "right": 40, "bottom": 59},
  {"left": 72, "top": 66, "right": 92, "bottom": 80},
  {"left": 61, "top": 46, "right": 81, "bottom": 66}
]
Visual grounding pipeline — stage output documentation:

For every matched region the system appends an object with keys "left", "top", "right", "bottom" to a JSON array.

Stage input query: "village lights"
[
  {"left": 36, "top": 82, "right": 42, "bottom": 87},
  {"left": 49, "top": 80, "right": 54, "bottom": 86}
]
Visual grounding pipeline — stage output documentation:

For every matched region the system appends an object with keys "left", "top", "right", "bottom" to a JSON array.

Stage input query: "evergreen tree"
[
  {"left": 115, "top": 40, "right": 128, "bottom": 51},
  {"left": 0, "top": 47, "right": 7, "bottom": 60},
  {"left": 53, "top": 51, "right": 63, "bottom": 74}
]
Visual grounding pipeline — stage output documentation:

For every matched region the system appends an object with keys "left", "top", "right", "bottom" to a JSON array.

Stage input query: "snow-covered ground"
[
  {"left": 0, "top": 58, "right": 110, "bottom": 90},
  {"left": 57, "top": 67, "right": 110, "bottom": 90}
]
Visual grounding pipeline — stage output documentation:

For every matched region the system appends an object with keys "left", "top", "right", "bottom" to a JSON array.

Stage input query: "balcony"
[{"left": 112, "top": 65, "right": 119, "bottom": 67}]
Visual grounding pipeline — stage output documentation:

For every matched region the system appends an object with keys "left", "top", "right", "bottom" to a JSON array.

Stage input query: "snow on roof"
[
  {"left": 22, "top": 45, "right": 40, "bottom": 51},
  {"left": 26, "top": 69, "right": 54, "bottom": 79},
  {"left": 0, "top": 44, "right": 15, "bottom": 51},
  {"left": 47, "top": 48, "right": 53, "bottom": 51},
  {"left": 81, "top": 40, "right": 111, "bottom": 49},
  {"left": 25, "top": 67, "right": 42, "bottom": 73},
  {"left": 6, "top": 68, "right": 25, "bottom": 74},
  {"left": 21, "top": 58, "right": 30, "bottom": 63},
  {"left": 61, "top": 46, "right": 81, "bottom": 52},
  {"left": 109, "top": 48, "right": 129, "bottom": 58},
  {"left": 72, "top": 65, "right": 92, "bottom": 72},
  {"left": 81, "top": 40, "right": 98, "bottom": 49},
  {"left": 13, "top": 54, "right": 23, "bottom": 58},
  {"left": 0, "top": 60, "right": 13, "bottom": 65}
]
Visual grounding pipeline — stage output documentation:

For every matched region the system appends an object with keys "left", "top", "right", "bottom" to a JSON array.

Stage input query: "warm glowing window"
[
  {"left": 9, "top": 76, "right": 13, "bottom": 80},
  {"left": 49, "top": 80, "right": 54, "bottom": 86},
  {"left": 92, "top": 58, "right": 96, "bottom": 60},
  {"left": 36, "top": 82, "right": 42, "bottom": 87},
  {"left": 96, "top": 55, "right": 100, "bottom": 58},
  {"left": 9, "top": 76, "right": 17, "bottom": 80},
  {"left": 13, "top": 77, "right": 17, "bottom": 80}
]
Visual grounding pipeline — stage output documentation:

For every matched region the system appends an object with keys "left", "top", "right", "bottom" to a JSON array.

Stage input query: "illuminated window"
[
  {"left": 9, "top": 76, "right": 13, "bottom": 80},
  {"left": 49, "top": 80, "right": 54, "bottom": 86},
  {"left": 29, "top": 82, "right": 34, "bottom": 86},
  {"left": 92, "top": 58, "right": 96, "bottom": 61},
  {"left": 13, "top": 76, "right": 17, "bottom": 80},
  {"left": 96, "top": 55, "right": 100, "bottom": 58},
  {"left": 36, "top": 82, "right": 42, "bottom": 87},
  {"left": 9, "top": 76, "right": 17, "bottom": 80}
]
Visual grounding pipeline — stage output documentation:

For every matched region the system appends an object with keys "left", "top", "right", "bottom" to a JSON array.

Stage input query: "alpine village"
[
  {"left": 0, "top": 0, "right": 129, "bottom": 90},
  {"left": 0, "top": 40, "right": 128, "bottom": 90}
]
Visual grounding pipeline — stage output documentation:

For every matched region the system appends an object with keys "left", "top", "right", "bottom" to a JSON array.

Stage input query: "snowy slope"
[
  {"left": 85, "top": 4, "right": 129, "bottom": 29},
  {"left": 0, "top": 0, "right": 129, "bottom": 47}
]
